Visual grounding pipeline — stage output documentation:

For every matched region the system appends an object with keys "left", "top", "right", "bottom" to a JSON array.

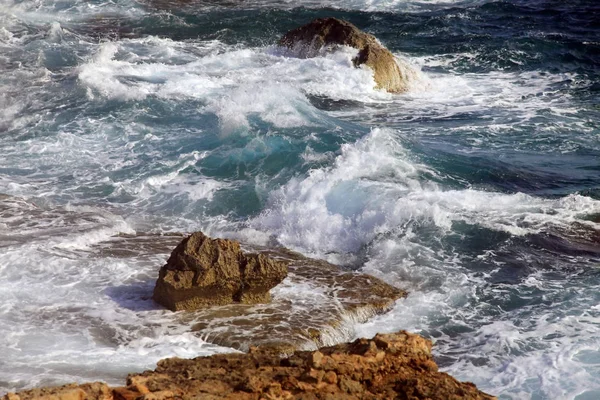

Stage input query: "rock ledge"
[{"left": 2, "top": 331, "right": 496, "bottom": 400}]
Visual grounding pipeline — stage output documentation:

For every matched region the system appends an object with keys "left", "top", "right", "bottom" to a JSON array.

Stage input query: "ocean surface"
[{"left": 1, "top": 0, "right": 599, "bottom": 398}]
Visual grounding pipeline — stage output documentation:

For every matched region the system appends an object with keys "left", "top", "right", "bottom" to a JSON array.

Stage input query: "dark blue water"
[{"left": 0, "top": 0, "right": 599, "bottom": 398}]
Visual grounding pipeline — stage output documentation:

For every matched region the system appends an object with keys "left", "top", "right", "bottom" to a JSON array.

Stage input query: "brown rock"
[
  {"left": 323, "top": 371, "right": 338, "bottom": 385},
  {"left": 153, "top": 232, "right": 288, "bottom": 311},
  {"left": 279, "top": 17, "right": 418, "bottom": 93},
  {"left": 302, "top": 369, "right": 325, "bottom": 384},
  {"left": 139, "top": 391, "right": 174, "bottom": 400},
  {"left": 3, "top": 331, "right": 496, "bottom": 400},
  {"left": 87, "top": 233, "right": 407, "bottom": 353},
  {"left": 113, "top": 387, "right": 139, "bottom": 400},
  {"left": 1, "top": 384, "right": 108, "bottom": 400},
  {"left": 1, "top": 383, "right": 113, "bottom": 400},
  {"left": 308, "top": 351, "right": 324, "bottom": 368},
  {"left": 125, "top": 376, "right": 150, "bottom": 395},
  {"left": 338, "top": 377, "right": 363, "bottom": 395}
]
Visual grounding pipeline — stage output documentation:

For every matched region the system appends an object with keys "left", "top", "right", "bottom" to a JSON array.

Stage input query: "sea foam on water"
[{"left": 1, "top": 0, "right": 599, "bottom": 398}]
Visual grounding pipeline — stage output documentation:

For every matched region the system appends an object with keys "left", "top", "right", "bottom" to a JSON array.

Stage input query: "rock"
[
  {"left": 89, "top": 233, "right": 406, "bottom": 352},
  {"left": 3, "top": 331, "right": 496, "bottom": 400},
  {"left": 98, "top": 232, "right": 406, "bottom": 352},
  {"left": 279, "top": 17, "right": 418, "bottom": 93},
  {"left": 152, "top": 232, "right": 288, "bottom": 311},
  {"left": 2, "top": 383, "right": 111, "bottom": 400},
  {"left": 187, "top": 245, "right": 407, "bottom": 352}
]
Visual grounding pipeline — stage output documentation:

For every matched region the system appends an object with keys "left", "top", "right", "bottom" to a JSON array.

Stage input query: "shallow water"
[{"left": 0, "top": 0, "right": 599, "bottom": 398}]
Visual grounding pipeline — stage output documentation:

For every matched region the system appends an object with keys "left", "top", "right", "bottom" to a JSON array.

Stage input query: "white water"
[{"left": 1, "top": 0, "right": 599, "bottom": 398}]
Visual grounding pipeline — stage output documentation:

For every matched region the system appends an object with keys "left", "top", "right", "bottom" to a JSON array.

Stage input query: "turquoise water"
[{"left": 0, "top": 0, "right": 599, "bottom": 398}]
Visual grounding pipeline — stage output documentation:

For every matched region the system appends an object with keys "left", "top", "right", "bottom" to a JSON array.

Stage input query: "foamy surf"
[
  {"left": 1, "top": 0, "right": 599, "bottom": 398},
  {"left": 249, "top": 128, "right": 600, "bottom": 258}
]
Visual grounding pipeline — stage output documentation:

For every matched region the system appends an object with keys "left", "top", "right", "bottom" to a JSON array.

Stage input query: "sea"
[{"left": 0, "top": 0, "right": 599, "bottom": 398}]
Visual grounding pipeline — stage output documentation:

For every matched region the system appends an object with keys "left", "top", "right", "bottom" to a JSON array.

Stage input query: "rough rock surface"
[
  {"left": 2, "top": 331, "right": 496, "bottom": 400},
  {"left": 279, "top": 17, "right": 417, "bottom": 93},
  {"left": 90, "top": 233, "right": 407, "bottom": 352},
  {"left": 187, "top": 245, "right": 407, "bottom": 352},
  {"left": 2, "top": 383, "right": 112, "bottom": 400},
  {"left": 153, "top": 232, "right": 288, "bottom": 311}
]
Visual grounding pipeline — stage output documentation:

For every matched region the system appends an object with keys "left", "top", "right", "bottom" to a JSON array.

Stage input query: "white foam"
[
  {"left": 77, "top": 40, "right": 424, "bottom": 133},
  {"left": 1, "top": 1, "right": 599, "bottom": 397},
  {"left": 249, "top": 127, "right": 600, "bottom": 260},
  {"left": 334, "top": 57, "right": 584, "bottom": 139},
  {"left": 0, "top": 226, "right": 236, "bottom": 393}
]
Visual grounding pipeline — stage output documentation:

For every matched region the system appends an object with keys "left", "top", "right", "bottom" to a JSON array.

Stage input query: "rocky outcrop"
[
  {"left": 94, "top": 233, "right": 407, "bottom": 352},
  {"left": 279, "top": 17, "right": 418, "bottom": 93},
  {"left": 187, "top": 245, "right": 407, "bottom": 352},
  {"left": 153, "top": 232, "right": 288, "bottom": 311},
  {"left": 1, "top": 383, "right": 112, "bottom": 400},
  {"left": 2, "top": 331, "right": 496, "bottom": 400}
]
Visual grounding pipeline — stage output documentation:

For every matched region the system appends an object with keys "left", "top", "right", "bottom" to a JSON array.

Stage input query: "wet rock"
[
  {"left": 279, "top": 17, "right": 417, "bottom": 93},
  {"left": 95, "top": 232, "right": 406, "bottom": 352},
  {"left": 186, "top": 245, "right": 407, "bottom": 352},
  {"left": 152, "top": 232, "right": 288, "bottom": 311},
  {"left": 3, "top": 331, "right": 496, "bottom": 400}
]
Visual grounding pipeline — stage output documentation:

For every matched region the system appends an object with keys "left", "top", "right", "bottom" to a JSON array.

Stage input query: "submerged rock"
[
  {"left": 2, "top": 331, "right": 496, "bottom": 400},
  {"left": 153, "top": 232, "right": 288, "bottom": 311},
  {"left": 187, "top": 246, "right": 407, "bottom": 352},
  {"left": 279, "top": 17, "right": 417, "bottom": 93}
]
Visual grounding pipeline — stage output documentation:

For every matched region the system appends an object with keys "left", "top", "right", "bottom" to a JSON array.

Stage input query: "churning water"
[{"left": 1, "top": 0, "right": 599, "bottom": 398}]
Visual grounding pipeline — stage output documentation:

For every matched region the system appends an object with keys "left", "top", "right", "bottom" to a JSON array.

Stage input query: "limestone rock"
[
  {"left": 4, "top": 331, "right": 496, "bottom": 400},
  {"left": 279, "top": 17, "right": 417, "bottom": 93},
  {"left": 1, "top": 383, "right": 111, "bottom": 400},
  {"left": 90, "top": 233, "right": 407, "bottom": 352},
  {"left": 152, "top": 232, "right": 288, "bottom": 311}
]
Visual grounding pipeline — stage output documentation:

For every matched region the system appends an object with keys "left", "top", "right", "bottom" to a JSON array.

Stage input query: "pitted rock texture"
[
  {"left": 2, "top": 331, "right": 496, "bottom": 400},
  {"left": 279, "top": 17, "right": 417, "bottom": 93},
  {"left": 153, "top": 232, "right": 288, "bottom": 311}
]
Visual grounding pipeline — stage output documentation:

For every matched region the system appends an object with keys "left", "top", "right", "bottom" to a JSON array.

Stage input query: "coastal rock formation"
[
  {"left": 153, "top": 232, "right": 288, "bottom": 311},
  {"left": 96, "top": 233, "right": 407, "bottom": 352},
  {"left": 279, "top": 17, "right": 417, "bottom": 93},
  {"left": 2, "top": 331, "right": 496, "bottom": 400},
  {"left": 187, "top": 246, "right": 407, "bottom": 352}
]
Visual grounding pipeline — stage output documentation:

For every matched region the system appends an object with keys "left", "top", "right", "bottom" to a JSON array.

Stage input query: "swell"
[{"left": 1, "top": 0, "right": 599, "bottom": 398}]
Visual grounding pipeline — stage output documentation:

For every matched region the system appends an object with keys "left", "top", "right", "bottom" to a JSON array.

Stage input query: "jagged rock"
[
  {"left": 279, "top": 17, "right": 417, "bottom": 93},
  {"left": 187, "top": 245, "right": 408, "bottom": 352},
  {"left": 94, "top": 233, "right": 406, "bottom": 352},
  {"left": 1, "top": 383, "right": 111, "bottom": 400},
  {"left": 152, "top": 232, "right": 288, "bottom": 311},
  {"left": 2, "top": 331, "right": 496, "bottom": 400}
]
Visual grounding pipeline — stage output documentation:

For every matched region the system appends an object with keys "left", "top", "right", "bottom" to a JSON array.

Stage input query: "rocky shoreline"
[
  {"left": 1, "top": 232, "right": 497, "bottom": 399},
  {"left": 143, "top": 231, "right": 406, "bottom": 353},
  {"left": 2, "top": 330, "right": 495, "bottom": 400}
]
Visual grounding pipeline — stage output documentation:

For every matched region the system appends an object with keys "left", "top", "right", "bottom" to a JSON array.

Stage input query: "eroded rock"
[
  {"left": 90, "top": 233, "right": 406, "bottom": 352},
  {"left": 279, "top": 17, "right": 418, "bottom": 93},
  {"left": 2, "top": 383, "right": 111, "bottom": 400},
  {"left": 186, "top": 245, "right": 407, "bottom": 352},
  {"left": 2, "top": 331, "right": 496, "bottom": 400},
  {"left": 152, "top": 232, "right": 288, "bottom": 311}
]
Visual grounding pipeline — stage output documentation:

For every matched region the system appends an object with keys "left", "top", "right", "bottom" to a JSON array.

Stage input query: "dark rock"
[
  {"left": 152, "top": 232, "right": 288, "bottom": 311},
  {"left": 279, "top": 17, "right": 417, "bottom": 93}
]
